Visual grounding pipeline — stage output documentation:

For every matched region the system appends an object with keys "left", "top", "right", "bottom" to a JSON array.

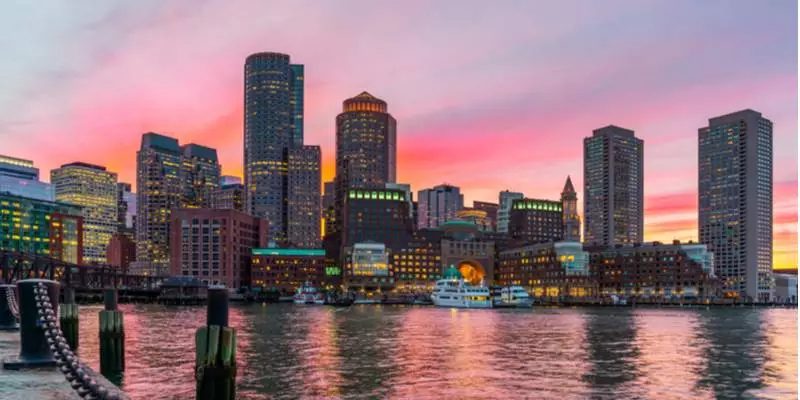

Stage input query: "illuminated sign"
[
  {"left": 325, "top": 267, "right": 341, "bottom": 276},
  {"left": 512, "top": 199, "right": 562, "bottom": 211},
  {"left": 348, "top": 189, "right": 402, "bottom": 201}
]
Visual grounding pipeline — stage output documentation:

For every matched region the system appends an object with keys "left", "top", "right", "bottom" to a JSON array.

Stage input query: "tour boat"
[
  {"left": 491, "top": 286, "right": 533, "bottom": 308},
  {"left": 293, "top": 282, "right": 324, "bottom": 305},
  {"left": 430, "top": 267, "right": 492, "bottom": 309}
]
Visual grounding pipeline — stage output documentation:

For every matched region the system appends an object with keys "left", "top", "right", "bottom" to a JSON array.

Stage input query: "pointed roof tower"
[{"left": 562, "top": 175, "right": 576, "bottom": 194}]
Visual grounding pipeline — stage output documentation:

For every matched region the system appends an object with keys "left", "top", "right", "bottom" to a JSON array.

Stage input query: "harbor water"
[{"left": 0, "top": 304, "right": 796, "bottom": 399}]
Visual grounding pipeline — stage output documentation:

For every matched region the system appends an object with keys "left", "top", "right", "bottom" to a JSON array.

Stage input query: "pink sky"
[{"left": 0, "top": 0, "right": 796, "bottom": 269}]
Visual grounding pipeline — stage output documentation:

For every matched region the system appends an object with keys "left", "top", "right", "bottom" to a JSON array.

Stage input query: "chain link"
[
  {"left": 34, "top": 282, "right": 130, "bottom": 400},
  {"left": 6, "top": 286, "right": 19, "bottom": 319}
]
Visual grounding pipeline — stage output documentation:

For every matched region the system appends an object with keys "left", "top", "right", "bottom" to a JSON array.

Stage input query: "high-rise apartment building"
[
  {"left": 417, "top": 184, "right": 464, "bottom": 229},
  {"left": 561, "top": 176, "right": 581, "bottom": 242},
  {"left": 333, "top": 92, "right": 397, "bottom": 235},
  {"left": 170, "top": 208, "right": 269, "bottom": 289},
  {"left": 244, "top": 52, "right": 303, "bottom": 242},
  {"left": 509, "top": 198, "right": 564, "bottom": 244},
  {"left": 181, "top": 144, "right": 220, "bottom": 208},
  {"left": 699, "top": 109, "right": 773, "bottom": 301},
  {"left": 497, "top": 190, "right": 524, "bottom": 234},
  {"left": 51, "top": 162, "right": 118, "bottom": 263},
  {"left": 290, "top": 65, "right": 304, "bottom": 147},
  {"left": 287, "top": 146, "right": 321, "bottom": 248},
  {"left": 0, "top": 154, "right": 54, "bottom": 201},
  {"left": 135, "top": 133, "right": 185, "bottom": 276},
  {"left": 583, "top": 125, "right": 644, "bottom": 246}
]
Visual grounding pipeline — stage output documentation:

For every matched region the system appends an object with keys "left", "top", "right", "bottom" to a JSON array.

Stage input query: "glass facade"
[
  {"left": 51, "top": 163, "right": 118, "bottom": 264},
  {"left": 287, "top": 146, "right": 321, "bottom": 248},
  {"left": 0, "top": 193, "right": 83, "bottom": 264}
]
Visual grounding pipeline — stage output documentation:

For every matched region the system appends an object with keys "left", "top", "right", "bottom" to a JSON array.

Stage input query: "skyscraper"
[
  {"left": 0, "top": 154, "right": 54, "bottom": 201},
  {"left": 509, "top": 198, "right": 564, "bottom": 244},
  {"left": 135, "top": 133, "right": 184, "bottom": 276},
  {"left": 583, "top": 125, "right": 644, "bottom": 246},
  {"left": 244, "top": 52, "right": 312, "bottom": 244},
  {"left": 116, "top": 182, "right": 136, "bottom": 232},
  {"left": 417, "top": 184, "right": 464, "bottom": 229},
  {"left": 334, "top": 92, "right": 397, "bottom": 235},
  {"left": 287, "top": 145, "right": 321, "bottom": 248},
  {"left": 561, "top": 176, "right": 581, "bottom": 242},
  {"left": 699, "top": 109, "right": 773, "bottom": 301},
  {"left": 497, "top": 190, "right": 524, "bottom": 234},
  {"left": 181, "top": 144, "right": 220, "bottom": 208},
  {"left": 51, "top": 162, "right": 118, "bottom": 263}
]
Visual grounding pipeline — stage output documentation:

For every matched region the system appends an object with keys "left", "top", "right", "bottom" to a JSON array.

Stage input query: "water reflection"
[{"left": 7, "top": 304, "right": 790, "bottom": 399}]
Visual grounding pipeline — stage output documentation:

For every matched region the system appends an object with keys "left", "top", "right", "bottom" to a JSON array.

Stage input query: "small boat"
[
  {"left": 324, "top": 292, "right": 354, "bottom": 307},
  {"left": 293, "top": 282, "right": 324, "bottom": 305},
  {"left": 491, "top": 286, "right": 533, "bottom": 308}
]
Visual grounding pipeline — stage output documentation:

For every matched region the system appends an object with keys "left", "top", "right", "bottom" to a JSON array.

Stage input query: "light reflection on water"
[{"left": 0, "top": 305, "right": 796, "bottom": 399}]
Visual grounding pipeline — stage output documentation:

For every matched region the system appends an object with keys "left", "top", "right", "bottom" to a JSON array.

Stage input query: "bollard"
[
  {"left": 59, "top": 287, "right": 79, "bottom": 350},
  {"left": 3, "top": 279, "right": 60, "bottom": 369},
  {"left": 99, "top": 289, "right": 125, "bottom": 376},
  {"left": 0, "top": 284, "right": 19, "bottom": 331},
  {"left": 195, "top": 288, "right": 237, "bottom": 400}
]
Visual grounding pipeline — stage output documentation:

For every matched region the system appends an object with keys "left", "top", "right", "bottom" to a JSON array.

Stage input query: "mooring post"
[
  {"left": 99, "top": 288, "right": 125, "bottom": 375},
  {"left": 2, "top": 279, "right": 60, "bottom": 369},
  {"left": 196, "top": 288, "right": 237, "bottom": 400},
  {"left": 0, "top": 284, "right": 19, "bottom": 331},
  {"left": 58, "top": 287, "right": 79, "bottom": 350}
]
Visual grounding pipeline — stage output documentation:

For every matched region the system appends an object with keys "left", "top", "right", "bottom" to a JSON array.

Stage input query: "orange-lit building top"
[{"left": 342, "top": 92, "right": 388, "bottom": 113}]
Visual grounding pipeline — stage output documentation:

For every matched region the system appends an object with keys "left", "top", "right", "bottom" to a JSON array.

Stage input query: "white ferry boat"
[
  {"left": 293, "top": 282, "right": 324, "bottom": 305},
  {"left": 430, "top": 267, "right": 492, "bottom": 309},
  {"left": 491, "top": 286, "right": 533, "bottom": 308}
]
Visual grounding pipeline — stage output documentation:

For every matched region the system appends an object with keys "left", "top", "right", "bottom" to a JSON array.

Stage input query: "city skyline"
[{"left": 0, "top": 1, "right": 796, "bottom": 269}]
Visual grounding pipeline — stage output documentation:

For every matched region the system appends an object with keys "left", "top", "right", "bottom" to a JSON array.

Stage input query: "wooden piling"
[
  {"left": 99, "top": 289, "right": 125, "bottom": 375},
  {"left": 195, "top": 289, "right": 236, "bottom": 400},
  {"left": 59, "top": 287, "right": 79, "bottom": 350}
]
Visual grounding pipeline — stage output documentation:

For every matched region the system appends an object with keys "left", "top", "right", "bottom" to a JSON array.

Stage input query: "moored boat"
[
  {"left": 430, "top": 266, "right": 492, "bottom": 309},
  {"left": 491, "top": 286, "right": 533, "bottom": 308},
  {"left": 293, "top": 282, "right": 324, "bottom": 305}
]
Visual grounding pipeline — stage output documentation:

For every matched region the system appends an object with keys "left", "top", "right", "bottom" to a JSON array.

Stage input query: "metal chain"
[
  {"left": 6, "top": 286, "right": 19, "bottom": 319},
  {"left": 34, "top": 282, "right": 130, "bottom": 400}
]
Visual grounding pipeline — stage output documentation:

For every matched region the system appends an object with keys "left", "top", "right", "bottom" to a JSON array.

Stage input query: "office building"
[
  {"left": 135, "top": 133, "right": 184, "bottom": 276},
  {"left": 497, "top": 190, "right": 524, "bottom": 234},
  {"left": 472, "top": 201, "right": 499, "bottom": 232},
  {"left": 211, "top": 183, "right": 245, "bottom": 212},
  {"left": 286, "top": 145, "right": 321, "bottom": 248},
  {"left": 170, "top": 208, "right": 268, "bottom": 289},
  {"left": 220, "top": 175, "right": 242, "bottom": 186},
  {"left": 774, "top": 274, "right": 797, "bottom": 304},
  {"left": 509, "top": 198, "right": 564, "bottom": 244},
  {"left": 343, "top": 242, "right": 394, "bottom": 291},
  {"left": 106, "top": 232, "right": 135, "bottom": 269},
  {"left": 244, "top": 52, "right": 303, "bottom": 243},
  {"left": 116, "top": 183, "right": 136, "bottom": 231},
  {"left": 333, "top": 92, "right": 397, "bottom": 235},
  {"left": 290, "top": 65, "right": 304, "bottom": 147},
  {"left": 417, "top": 184, "right": 464, "bottom": 229},
  {"left": 0, "top": 193, "right": 83, "bottom": 264},
  {"left": 586, "top": 241, "right": 717, "bottom": 297},
  {"left": 386, "top": 182, "right": 414, "bottom": 228},
  {"left": 393, "top": 229, "right": 444, "bottom": 291},
  {"left": 584, "top": 125, "right": 644, "bottom": 246},
  {"left": 497, "top": 241, "right": 594, "bottom": 297},
  {"left": 322, "top": 181, "right": 335, "bottom": 237},
  {"left": 699, "top": 109, "right": 773, "bottom": 301},
  {"left": 440, "top": 220, "right": 496, "bottom": 285},
  {"left": 181, "top": 144, "right": 220, "bottom": 208},
  {"left": 561, "top": 176, "right": 581, "bottom": 242},
  {"left": 0, "top": 154, "right": 54, "bottom": 201},
  {"left": 251, "top": 248, "right": 336, "bottom": 292},
  {"left": 51, "top": 162, "right": 118, "bottom": 264},
  {"left": 455, "top": 208, "right": 493, "bottom": 232},
  {"left": 343, "top": 188, "right": 413, "bottom": 251}
]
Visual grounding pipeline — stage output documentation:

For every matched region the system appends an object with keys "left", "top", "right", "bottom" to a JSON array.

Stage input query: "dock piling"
[
  {"left": 195, "top": 288, "right": 237, "bottom": 400},
  {"left": 59, "top": 287, "right": 79, "bottom": 350},
  {"left": 0, "top": 284, "right": 19, "bottom": 331},
  {"left": 99, "top": 288, "right": 125, "bottom": 376},
  {"left": 2, "top": 279, "right": 60, "bottom": 369}
]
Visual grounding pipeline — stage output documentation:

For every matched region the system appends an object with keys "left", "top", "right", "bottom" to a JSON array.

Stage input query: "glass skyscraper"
[
  {"left": 583, "top": 125, "right": 644, "bottom": 246},
  {"left": 244, "top": 52, "right": 306, "bottom": 244},
  {"left": 699, "top": 109, "right": 773, "bottom": 301},
  {"left": 51, "top": 162, "right": 118, "bottom": 263}
]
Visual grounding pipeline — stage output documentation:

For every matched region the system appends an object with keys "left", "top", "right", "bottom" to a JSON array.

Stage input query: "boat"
[
  {"left": 324, "top": 292, "right": 354, "bottom": 307},
  {"left": 491, "top": 286, "right": 533, "bottom": 308},
  {"left": 430, "top": 266, "right": 492, "bottom": 309},
  {"left": 293, "top": 282, "right": 324, "bottom": 305}
]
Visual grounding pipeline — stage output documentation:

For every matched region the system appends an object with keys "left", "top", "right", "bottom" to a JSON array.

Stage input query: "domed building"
[{"left": 439, "top": 219, "right": 495, "bottom": 286}]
